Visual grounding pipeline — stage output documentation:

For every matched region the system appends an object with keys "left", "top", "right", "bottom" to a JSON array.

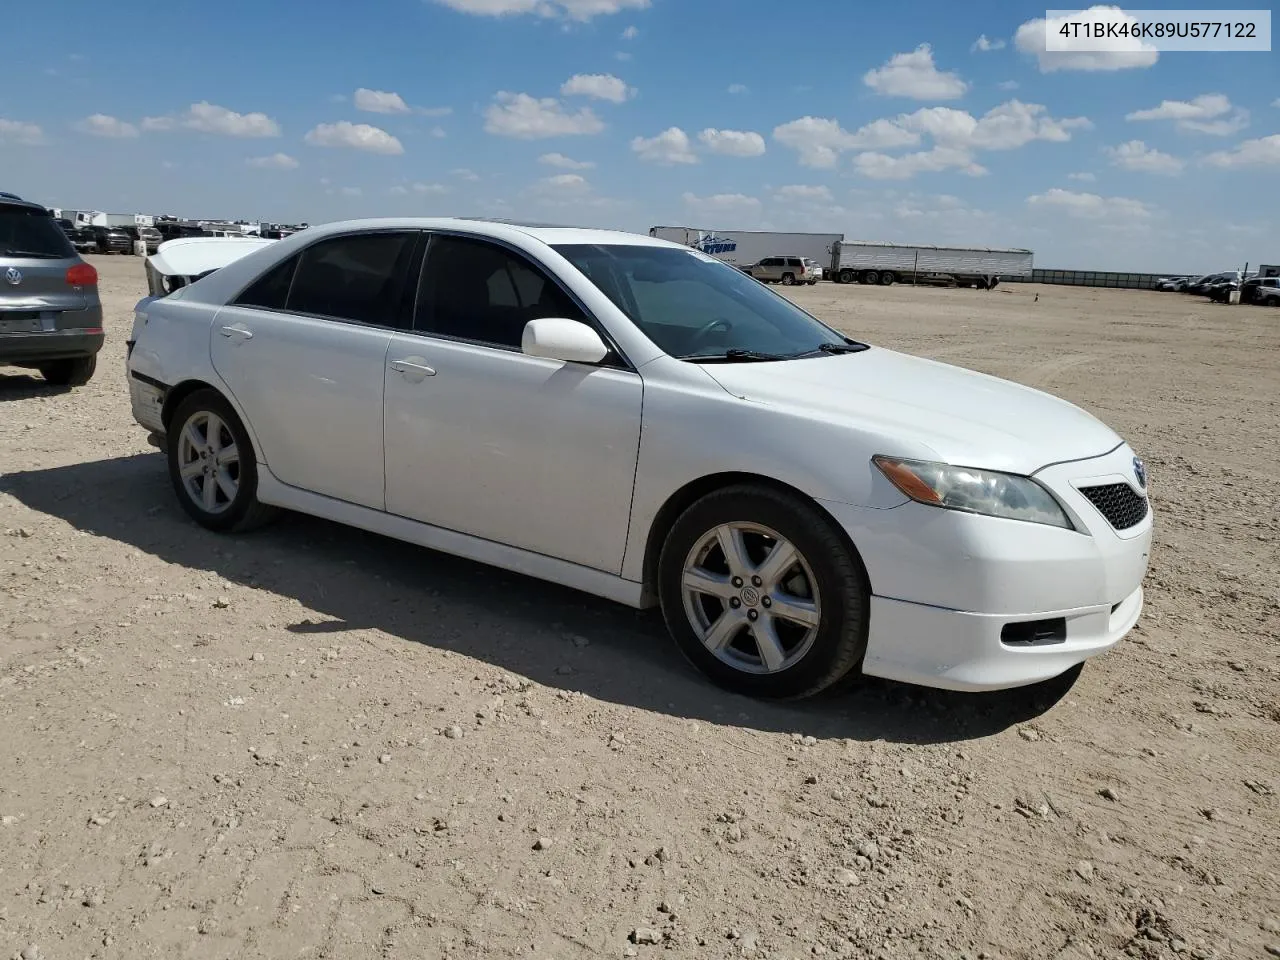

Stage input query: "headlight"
[{"left": 873, "top": 456, "right": 1074, "bottom": 529}]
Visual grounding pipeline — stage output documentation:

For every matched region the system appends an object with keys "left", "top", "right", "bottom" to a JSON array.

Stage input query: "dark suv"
[{"left": 0, "top": 194, "right": 104, "bottom": 386}]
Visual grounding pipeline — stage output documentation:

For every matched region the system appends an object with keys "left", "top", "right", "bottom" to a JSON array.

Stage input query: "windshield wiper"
[
  {"left": 2, "top": 249, "right": 62, "bottom": 259},
  {"left": 683, "top": 348, "right": 793, "bottom": 363},
  {"left": 816, "top": 341, "right": 869, "bottom": 354}
]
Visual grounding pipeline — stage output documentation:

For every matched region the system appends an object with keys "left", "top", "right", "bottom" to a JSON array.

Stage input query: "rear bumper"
[{"left": 0, "top": 327, "right": 105, "bottom": 364}]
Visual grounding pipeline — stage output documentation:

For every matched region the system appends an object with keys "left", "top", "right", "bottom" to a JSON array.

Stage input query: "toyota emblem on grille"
[
  {"left": 4, "top": 267, "right": 21, "bottom": 286},
  {"left": 1133, "top": 456, "right": 1147, "bottom": 489}
]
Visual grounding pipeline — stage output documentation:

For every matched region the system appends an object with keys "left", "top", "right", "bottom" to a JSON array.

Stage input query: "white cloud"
[
  {"left": 304, "top": 121, "right": 404, "bottom": 154},
  {"left": 614, "top": 51, "right": 632, "bottom": 61},
  {"left": 1125, "top": 94, "right": 1248, "bottom": 136},
  {"left": 141, "top": 116, "right": 175, "bottom": 132},
  {"left": 541, "top": 173, "right": 589, "bottom": 190},
  {"left": 698, "top": 128, "right": 766, "bottom": 157},
  {"left": 452, "top": 168, "right": 481, "bottom": 181},
  {"left": 182, "top": 101, "right": 281, "bottom": 137},
  {"left": 621, "top": 24, "right": 638, "bottom": 38},
  {"left": 631, "top": 126, "right": 697, "bottom": 164},
  {"left": 997, "top": 80, "right": 1019, "bottom": 90},
  {"left": 340, "top": 186, "right": 362, "bottom": 197},
  {"left": 1202, "top": 134, "right": 1280, "bottom": 169},
  {"left": 0, "top": 118, "right": 44, "bottom": 145},
  {"left": 1026, "top": 187, "right": 1152, "bottom": 219},
  {"left": 1104, "top": 139, "right": 1183, "bottom": 174},
  {"left": 681, "top": 191, "right": 762, "bottom": 219},
  {"left": 1274, "top": 98, "right": 1280, "bottom": 108},
  {"left": 863, "top": 44, "right": 968, "bottom": 100},
  {"left": 1016, "top": 6, "right": 1159, "bottom": 72},
  {"left": 727, "top": 83, "right": 748, "bottom": 95},
  {"left": 853, "top": 146, "right": 988, "bottom": 180},
  {"left": 412, "top": 182, "right": 449, "bottom": 194},
  {"left": 539, "top": 152, "right": 595, "bottom": 169},
  {"left": 971, "top": 34, "right": 1006, "bottom": 52},
  {"left": 901, "top": 100, "right": 1091, "bottom": 150},
  {"left": 775, "top": 184, "right": 833, "bottom": 202},
  {"left": 246, "top": 152, "right": 300, "bottom": 170},
  {"left": 1068, "top": 171, "right": 1096, "bottom": 182},
  {"left": 353, "top": 88, "right": 411, "bottom": 114},
  {"left": 75, "top": 114, "right": 138, "bottom": 138},
  {"left": 560, "top": 73, "right": 634, "bottom": 103},
  {"left": 430, "top": 126, "right": 448, "bottom": 138},
  {"left": 430, "top": 0, "right": 650, "bottom": 21},
  {"left": 484, "top": 92, "right": 603, "bottom": 138},
  {"left": 773, "top": 116, "right": 919, "bottom": 167}
]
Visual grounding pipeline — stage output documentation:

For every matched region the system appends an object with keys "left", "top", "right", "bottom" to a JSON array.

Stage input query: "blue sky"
[{"left": 4, "top": 0, "right": 1276, "bottom": 272}]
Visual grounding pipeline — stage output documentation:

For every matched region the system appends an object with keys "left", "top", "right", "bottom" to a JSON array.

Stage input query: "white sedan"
[{"left": 126, "top": 218, "right": 1152, "bottom": 699}]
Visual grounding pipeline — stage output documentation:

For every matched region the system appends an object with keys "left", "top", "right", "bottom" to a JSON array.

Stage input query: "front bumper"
[{"left": 821, "top": 443, "right": 1153, "bottom": 691}]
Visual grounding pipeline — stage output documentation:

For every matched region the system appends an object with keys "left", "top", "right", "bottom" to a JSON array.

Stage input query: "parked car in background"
[
  {"left": 138, "top": 226, "right": 163, "bottom": 254},
  {"left": 0, "top": 193, "right": 103, "bottom": 386},
  {"left": 745, "top": 256, "right": 819, "bottom": 285},
  {"left": 1155, "top": 276, "right": 1190, "bottom": 291},
  {"left": 92, "top": 225, "right": 133, "bottom": 254},
  {"left": 802, "top": 258, "right": 825, "bottom": 282},
  {"left": 1186, "top": 271, "right": 1239, "bottom": 295},
  {"left": 126, "top": 217, "right": 1152, "bottom": 700},
  {"left": 1246, "top": 277, "right": 1280, "bottom": 306}
]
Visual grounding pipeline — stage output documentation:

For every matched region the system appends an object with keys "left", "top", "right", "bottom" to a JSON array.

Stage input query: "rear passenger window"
[
  {"left": 415, "top": 235, "right": 585, "bottom": 350},
  {"left": 286, "top": 232, "right": 417, "bottom": 326},
  {"left": 234, "top": 255, "right": 298, "bottom": 310}
]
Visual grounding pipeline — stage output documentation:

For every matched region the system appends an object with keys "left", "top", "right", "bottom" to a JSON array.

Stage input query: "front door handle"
[
  {"left": 219, "top": 324, "right": 253, "bottom": 341},
  {"left": 389, "top": 357, "right": 437, "bottom": 377}
]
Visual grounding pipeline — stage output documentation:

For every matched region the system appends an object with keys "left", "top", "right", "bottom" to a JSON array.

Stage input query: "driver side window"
[{"left": 415, "top": 235, "right": 586, "bottom": 350}]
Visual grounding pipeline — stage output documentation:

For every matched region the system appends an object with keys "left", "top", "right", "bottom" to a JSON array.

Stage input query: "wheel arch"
[
  {"left": 160, "top": 378, "right": 266, "bottom": 466},
  {"left": 639, "top": 471, "right": 870, "bottom": 605}
]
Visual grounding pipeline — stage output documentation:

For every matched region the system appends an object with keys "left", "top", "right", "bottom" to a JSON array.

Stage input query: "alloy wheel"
[{"left": 681, "top": 522, "right": 822, "bottom": 675}]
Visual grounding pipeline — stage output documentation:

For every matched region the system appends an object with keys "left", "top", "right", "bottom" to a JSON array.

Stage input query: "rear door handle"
[
  {"left": 219, "top": 324, "right": 253, "bottom": 341},
  {"left": 389, "top": 358, "right": 437, "bottom": 377}
]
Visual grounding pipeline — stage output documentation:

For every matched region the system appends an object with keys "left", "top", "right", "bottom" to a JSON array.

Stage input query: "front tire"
[
  {"left": 39, "top": 355, "right": 96, "bottom": 386},
  {"left": 658, "top": 485, "right": 870, "bottom": 700},
  {"left": 166, "top": 389, "right": 277, "bottom": 533},
  {"left": 781, "top": 272, "right": 795, "bottom": 286}
]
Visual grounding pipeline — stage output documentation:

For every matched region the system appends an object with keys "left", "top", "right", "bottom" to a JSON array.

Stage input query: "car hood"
[{"left": 700, "top": 346, "right": 1121, "bottom": 475}]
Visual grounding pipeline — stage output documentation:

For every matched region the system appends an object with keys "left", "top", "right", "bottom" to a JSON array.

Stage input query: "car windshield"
[
  {"left": 0, "top": 206, "right": 76, "bottom": 259},
  {"left": 553, "top": 243, "right": 861, "bottom": 361}
]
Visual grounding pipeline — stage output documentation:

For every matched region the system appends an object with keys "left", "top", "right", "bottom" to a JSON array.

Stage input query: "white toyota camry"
[{"left": 126, "top": 219, "right": 1152, "bottom": 699}]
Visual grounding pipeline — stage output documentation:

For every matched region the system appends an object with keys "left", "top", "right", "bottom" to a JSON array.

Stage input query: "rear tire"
[
  {"left": 658, "top": 484, "right": 870, "bottom": 700},
  {"left": 862, "top": 270, "right": 879, "bottom": 285},
  {"left": 879, "top": 271, "right": 895, "bottom": 286},
  {"left": 39, "top": 355, "right": 96, "bottom": 387},
  {"left": 166, "top": 389, "right": 277, "bottom": 533},
  {"left": 838, "top": 269, "right": 854, "bottom": 284},
  {"left": 781, "top": 272, "right": 795, "bottom": 286}
]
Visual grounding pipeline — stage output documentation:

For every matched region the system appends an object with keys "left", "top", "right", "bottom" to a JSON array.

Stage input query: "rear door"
[{"left": 210, "top": 230, "right": 421, "bottom": 510}]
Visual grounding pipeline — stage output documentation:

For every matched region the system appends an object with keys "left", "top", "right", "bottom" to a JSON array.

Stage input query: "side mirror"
[{"left": 521, "top": 317, "right": 609, "bottom": 365}]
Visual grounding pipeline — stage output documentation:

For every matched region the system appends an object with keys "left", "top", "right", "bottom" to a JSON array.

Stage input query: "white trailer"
[
  {"left": 649, "top": 226, "right": 843, "bottom": 271},
  {"left": 76, "top": 210, "right": 141, "bottom": 229},
  {"left": 829, "top": 241, "right": 1033, "bottom": 288}
]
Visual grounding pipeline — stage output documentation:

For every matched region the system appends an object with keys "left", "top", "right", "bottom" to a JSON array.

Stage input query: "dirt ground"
[{"left": 1, "top": 254, "right": 1277, "bottom": 960}]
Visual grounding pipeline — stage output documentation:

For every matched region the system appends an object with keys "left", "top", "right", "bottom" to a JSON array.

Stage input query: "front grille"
[{"left": 1079, "top": 483, "right": 1148, "bottom": 530}]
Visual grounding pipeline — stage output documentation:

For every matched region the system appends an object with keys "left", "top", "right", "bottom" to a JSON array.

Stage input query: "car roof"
[
  {"left": 286, "top": 217, "right": 682, "bottom": 250},
  {"left": 0, "top": 196, "right": 49, "bottom": 213}
]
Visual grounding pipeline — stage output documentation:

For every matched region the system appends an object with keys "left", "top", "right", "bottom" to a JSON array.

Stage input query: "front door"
[
  {"left": 382, "top": 233, "right": 643, "bottom": 573},
  {"left": 210, "top": 230, "right": 420, "bottom": 510}
]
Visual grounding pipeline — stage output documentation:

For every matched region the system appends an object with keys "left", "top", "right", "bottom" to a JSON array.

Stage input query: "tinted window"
[
  {"left": 0, "top": 205, "right": 75, "bottom": 259},
  {"left": 286, "top": 232, "right": 416, "bottom": 325},
  {"left": 760, "top": 258, "right": 780, "bottom": 267},
  {"left": 554, "top": 243, "right": 855, "bottom": 361},
  {"left": 786, "top": 258, "right": 802, "bottom": 267},
  {"left": 235, "top": 255, "right": 298, "bottom": 310},
  {"left": 416, "top": 235, "right": 585, "bottom": 349}
]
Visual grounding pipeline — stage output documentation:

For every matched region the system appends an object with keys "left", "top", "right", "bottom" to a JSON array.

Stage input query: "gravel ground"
[{"left": 1, "top": 255, "right": 1277, "bottom": 960}]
